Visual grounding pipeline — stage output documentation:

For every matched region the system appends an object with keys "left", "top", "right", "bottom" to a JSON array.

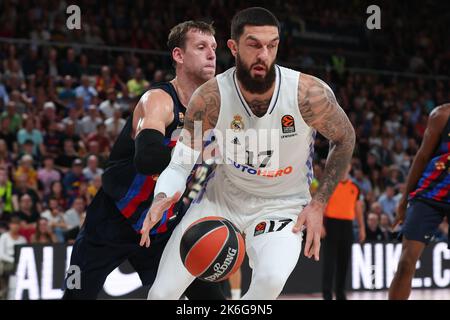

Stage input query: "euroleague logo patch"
[
  {"left": 281, "top": 115, "right": 295, "bottom": 134},
  {"left": 253, "top": 219, "right": 293, "bottom": 236},
  {"left": 254, "top": 222, "right": 267, "bottom": 236}
]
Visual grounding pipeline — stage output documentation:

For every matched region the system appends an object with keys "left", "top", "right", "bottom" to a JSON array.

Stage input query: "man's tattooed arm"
[
  {"left": 298, "top": 74, "right": 356, "bottom": 205},
  {"left": 183, "top": 78, "right": 220, "bottom": 149}
]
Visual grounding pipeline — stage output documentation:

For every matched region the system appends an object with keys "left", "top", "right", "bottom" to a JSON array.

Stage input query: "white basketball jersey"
[{"left": 213, "top": 65, "right": 316, "bottom": 199}]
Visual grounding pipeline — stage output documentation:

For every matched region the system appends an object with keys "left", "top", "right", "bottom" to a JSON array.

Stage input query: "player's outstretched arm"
[
  {"left": 293, "top": 74, "right": 355, "bottom": 261},
  {"left": 132, "top": 89, "right": 175, "bottom": 175},
  {"left": 394, "top": 104, "right": 449, "bottom": 228},
  {"left": 139, "top": 79, "right": 221, "bottom": 247}
]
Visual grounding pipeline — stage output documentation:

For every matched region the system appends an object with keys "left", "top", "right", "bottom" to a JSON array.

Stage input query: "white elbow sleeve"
[{"left": 154, "top": 142, "right": 200, "bottom": 198}]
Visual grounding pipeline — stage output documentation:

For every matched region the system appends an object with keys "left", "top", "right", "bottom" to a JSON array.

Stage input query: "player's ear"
[
  {"left": 172, "top": 47, "right": 183, "bottom": 65},
  {"left": 227, "top": 39, "right": 238, "bottom": 57}
]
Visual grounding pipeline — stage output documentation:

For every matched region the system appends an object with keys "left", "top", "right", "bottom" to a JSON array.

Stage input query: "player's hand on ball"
[
  {"left": 292, "top": 200, "right": 324, "bottom": 261},
  {"left": 139, "top": 191, "right": 181, "bottom": 248}
]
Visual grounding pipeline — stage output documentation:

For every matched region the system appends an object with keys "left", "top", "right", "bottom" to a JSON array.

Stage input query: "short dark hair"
[
  {"left": 167, "top": 20, "right": 215, "bottom": 52},
  {"left": 9, "top": 216, "right": 21, "bottom": 225},
  {"left": 231, "top": 7, "right": 280, "bottom": 40}
]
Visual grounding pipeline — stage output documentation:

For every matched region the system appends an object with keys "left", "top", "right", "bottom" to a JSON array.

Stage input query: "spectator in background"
[
  {"left": 0, "top": 139, "right": 14, "bottom": 172},
  {"left": 365, "top": 212, "right": 385, "bottom": 241},
  {"left": 95, "top": 66, "right": 117, "bottom": 100},
  {"left": 63, "top": 196, "right": 85, "bottom": 231},
  {"left": 17, "top": 139, "right": 39, "bottom": 163},
  {"left": 80, "top": 105, "right": 102, "bottom": 136},
  {"left": 126, "top": 68, "right": 149, "bottom": 98},
  {"left": 370, "top": 201, "right": 384, "bottom": 217},
  {"left": 0, "top": 216, "right": 26, "bottom": 299},
  {"left": 37, "top": 157, "right": 61, "bottom": 197},
  {"left": 99, "top": 88, "right": 121, "bottom": 119},
  {"left": 43, "top": 121, "right": 63, "bottom": 158},
  {"left": 86, "top": 123, "right": 110, "bottom": 156},
  {"left": 331, "top": 48, "right": 346, "bottom": 78},
  {"left": 30, "top": 217, "right": 57, "bottom": 244},
  {"left": 14, "top": 154, "right": 38, "bottom": 190},
  {"left": 380, "top": 213, "right": 394, "bottom": 241},
  {"left": 352, "top": 167, "right": 372, "bottom": 195},
  {"left": 57, "top": 75, "right": 76, "bottom": 110},
  {"left": 116, "top": 86, "right": 132, "bottom": 115},
  {"left": 8, "top": 90, "right": 30, "bottom": 115},
  {"left": 63, "top": 123, "right": 85, "bottom": 155},
  {"left": 406, "top": 138, "right": 419, "bottom": 157},
  {"left": 386, "top": 165, "right": 404, "bottom": 186},
  {"left": 63, "top": 158, "right": 87, "bottom": 205},
  {"left": 59, "top": 48, "right": 80, "bottom": 79},
  {"left": 0, "top": 118, "right": 18, "bottom": 154},
  {"left": 377, "top": 136, "right": 394, "bottom": 166},
  {"left": 82, "top": 155, "right": 103, "bottom": 182},
  {"left": 46, "top": 48, "right": 59, "bottom": 78},
  {"left": 62, "top": 111, "right": 83, "bottom": 141},
  {"left": 15, "top": 193, "right": 39, "bottom": 243},
  {"left": 1, "top": 101, "right": 22, "bottom": 134},
  {"left": 55, "top": 139, "right": 79, "bottom": 172},
  {"left": 113, "top": 55, "right": 129, "bottom": 83},
  {"left": 75, "top": 75, "right": 97, "bottom": 110},
  {"left": 17, "top": 117, "right": 44, "bottom": 158},
  {"left": 105, "top": 109, "right": 126, "bottom": 141},
  {"left": 79, "top": 54, "right": 90, "bottom": 76},
  {"left": 44, "top": 181, "right": 68, "bottom": 211},
  {"left": 378, "top": 184, "right": 398, "bottom": 223},
  {"left": 78, "top": 180, "right": 92, "bottom": 205},
  {"left": 0, "top": 76, "right": 9, "bottom": 109},
  {"left": 369, "top": 169, "right": 383, "bottom": 197},
  {"left": 12, "top": 174, "right": 41, "bottom": 214},
  {"left": 87, "top": 174, "right": 102, "bottom": 199},
  {"left": 40, "top": 197, "right": 67, "bottom": 243},
  {"left": 40, "top": 101, "right": 58, "bottom": 131},
  {"left": 152, "top": 69, "right": 165, "bottom": 83},
  {"left": 392, "top": 139, "right": 408, "bottom": 168},
  {"left": 3, "top": 64, "right": 18, "bottom": 85},
  {"left": 30, "top": 21, "right": 51, "bottom": 43},
  {"left": 0, "top": 168, "right": 14, "bottom": 220},
  {"left": 85, "top": 140, "right": 107, "bottom": 168}
]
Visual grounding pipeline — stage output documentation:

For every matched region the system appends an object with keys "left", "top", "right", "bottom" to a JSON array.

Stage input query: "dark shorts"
[
  {"left": 62, "top": 192, "right": 183, "bottom": 299},
  {"left": 402, "top": 197, "right": 450, "bottom": 247}
]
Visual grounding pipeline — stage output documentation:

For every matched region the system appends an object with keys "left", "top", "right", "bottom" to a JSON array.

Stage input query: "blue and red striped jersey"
[
  {"left": 99, "top": 82, "right": 185, "bottom": 235},
  {"left": 409, "top": 116, "right": 450, "bottom": 204}
]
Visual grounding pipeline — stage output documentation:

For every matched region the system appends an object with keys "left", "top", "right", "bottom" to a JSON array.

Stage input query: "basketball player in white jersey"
[{"left": 140, "top": 7, "right": 356, "bottom": 300}]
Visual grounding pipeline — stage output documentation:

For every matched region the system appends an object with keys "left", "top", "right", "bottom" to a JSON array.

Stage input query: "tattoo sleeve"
[
  {"left": 298, "top": 74, "right": 356, "bottom": 205},
  {"left": 183, "top": 78, "right": 220, "bottom": 150}
]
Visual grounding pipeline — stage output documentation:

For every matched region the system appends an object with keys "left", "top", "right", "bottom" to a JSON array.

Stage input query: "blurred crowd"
[
  {"left": 0, "top": 0, "right": 448, "bottom": 288},
  {"left": 0, "top": 0, "right": 449, "bottom": 74}
]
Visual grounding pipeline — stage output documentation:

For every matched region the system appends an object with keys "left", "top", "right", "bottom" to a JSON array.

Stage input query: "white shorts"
[
  {"left": 148, "top": 168, "right": 308, "bottom": 299},
  {"left": 184, "top": 167, "right": 309, "bottom": 236}
]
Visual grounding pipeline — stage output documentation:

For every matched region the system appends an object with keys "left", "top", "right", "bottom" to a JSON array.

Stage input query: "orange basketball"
[{"left": 180, "top": 216, "right": 245, "bottom": 282}]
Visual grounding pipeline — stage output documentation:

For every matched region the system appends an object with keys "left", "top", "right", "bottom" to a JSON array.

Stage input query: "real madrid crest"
[{"left": 231, "top": 114, "right": 244, "bottom": 132}]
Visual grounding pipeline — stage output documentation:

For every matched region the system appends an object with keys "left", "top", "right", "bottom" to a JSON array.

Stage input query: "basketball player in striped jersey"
[
  {"left": 63, "top": 21, "right": 224, "bottom": 299},
  {"left": 140, "top": 7, "right": 355, "bottom": 299},
  {"left": 389, "top": 103, "right": 450, "bottom": 299}
]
